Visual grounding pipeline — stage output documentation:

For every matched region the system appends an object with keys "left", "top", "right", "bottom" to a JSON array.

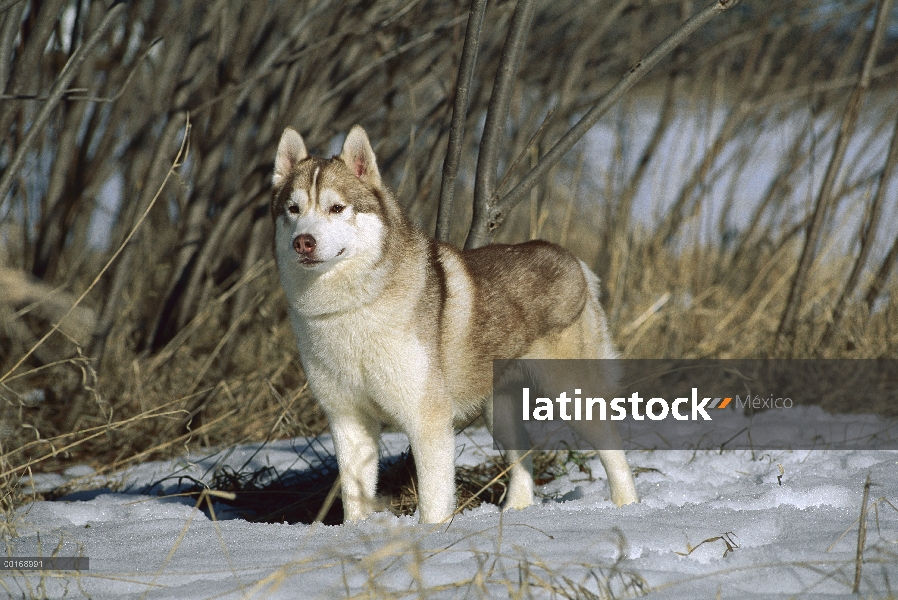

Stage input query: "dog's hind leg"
[
  {"left": 597, "top": 447, "right": 639, "bottom": 506},
  {"left": 329, "top": 409, "right": 381, "bottom": 522},
  {"left": 530, "top": 359, "right": 639, "bottom": 507},
  {"left": 484, "top": 390, "right": 534, "bottom": 511},
  {"left": 501, "top": 447, "right": 534, "bottom": 510}
]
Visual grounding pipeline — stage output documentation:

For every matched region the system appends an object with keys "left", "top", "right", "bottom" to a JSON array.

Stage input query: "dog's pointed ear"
[
  {"left": 274, "top": 127, "right": 307, "bottom": 187},
  {"left": 340, "top": 125, "right": 381, "bottom": 188}
]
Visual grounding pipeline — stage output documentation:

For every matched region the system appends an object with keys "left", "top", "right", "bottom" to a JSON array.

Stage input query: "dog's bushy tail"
[{"left": 577, "top": 260, "right": 618, "bottom": 362}]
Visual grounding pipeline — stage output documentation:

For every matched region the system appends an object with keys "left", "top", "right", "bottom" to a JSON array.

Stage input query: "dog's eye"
[
  {"left": 330, "top": 204, "right": 345, "bottom": 215},
  {"left": 288, "top": 205, "right": 299, "bottom": 215}
]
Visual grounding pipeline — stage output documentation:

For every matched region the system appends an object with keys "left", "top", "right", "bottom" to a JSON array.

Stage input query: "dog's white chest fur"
[{"left": 286, "top": 278, "right": 430, "bottom": 422}]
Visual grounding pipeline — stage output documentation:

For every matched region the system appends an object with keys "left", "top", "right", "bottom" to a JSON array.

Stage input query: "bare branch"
[
  {"left": 0, "top": 0, "right": 65, "bottom": 134},
  {"left": 465, "top": 0, "right": 537, "bottom": 249},
  {"left": 321, "top": 14, "right": 467, "bottom": 103},
  {"left": 0, "top": 2, "right": 126, "bottom": 212},
  {"left": 0, "top": 38, "right": 162, "bottom": 103},
  {"left": 436, "top": 0, "right": 487, "bottom": 242},
  {"left": 659, "top": 23, "right": 784, "bottom": 245},
  {"left": 233, "top": 0, "right": 329, "bottom": 108},
  {"left": 822, "top": 106, "right": 898, "bottom": 347},
  {"left": 465, "top": 0, "right": 744, "bottom": 249},
  {"left": 864, "top": 233, "right": 898, "bottom": 312},
  {"left": 0, "top": 0, "right": 25, "bottom": 90},
  {"left": 0, "top": 0, "right": 26, "bottom": 13}
]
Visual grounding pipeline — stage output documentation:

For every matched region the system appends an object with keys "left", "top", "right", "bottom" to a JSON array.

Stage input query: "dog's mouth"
[{"left": 298, "top": 248, "right": 345, "bottom": 266}]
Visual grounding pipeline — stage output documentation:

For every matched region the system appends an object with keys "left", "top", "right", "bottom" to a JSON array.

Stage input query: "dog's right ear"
[{"left": 273, "top": 127, "right": 307, "bottom": 187}]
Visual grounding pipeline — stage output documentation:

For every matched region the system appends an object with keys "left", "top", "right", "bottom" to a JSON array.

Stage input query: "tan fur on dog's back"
[{"left": 465, "top": 241, "right": 589, "bottom": 352}]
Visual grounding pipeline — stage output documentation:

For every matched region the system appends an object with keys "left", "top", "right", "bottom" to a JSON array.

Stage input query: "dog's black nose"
[{"left": 293, "top": 234, "right": 316, "bottom": 255}]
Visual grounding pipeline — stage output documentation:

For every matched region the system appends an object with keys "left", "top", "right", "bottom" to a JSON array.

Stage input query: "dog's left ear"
[{"left": 340, "top": 125, "right": 381, "bottom": 188}]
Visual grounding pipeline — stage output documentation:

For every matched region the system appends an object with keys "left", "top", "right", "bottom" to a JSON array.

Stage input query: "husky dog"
[{"left": 271, "top": 125, "right": 638, "bottom": 524}]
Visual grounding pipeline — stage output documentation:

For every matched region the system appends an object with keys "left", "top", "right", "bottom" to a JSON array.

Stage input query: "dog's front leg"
[
  {"left": 328, "top": 409, "right": 381, "bottom": 522},
  {"left": 405, "top": 409, "right": 456, "bottom": 524}
]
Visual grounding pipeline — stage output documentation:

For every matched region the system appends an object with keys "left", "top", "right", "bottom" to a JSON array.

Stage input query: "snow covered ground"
[{"left": 6, "top": 409, "right": 898, "bottom": 599}]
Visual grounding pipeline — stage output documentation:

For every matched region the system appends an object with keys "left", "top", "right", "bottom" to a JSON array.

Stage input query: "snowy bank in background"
[{"left": 5, "top": 407, "right": 898, "bottom": 599}]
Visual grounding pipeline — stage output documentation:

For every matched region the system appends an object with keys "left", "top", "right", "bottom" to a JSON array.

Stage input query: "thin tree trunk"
[
  {"left": 436, "top": 0, "right": 487, "bottom": 243},
  {"left": 466, "top": 0, "right": 537, "bottom": 250}
]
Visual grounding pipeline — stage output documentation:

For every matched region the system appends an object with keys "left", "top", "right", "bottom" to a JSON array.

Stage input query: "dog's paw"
[
  {"left": 501, "top": 478, "right": 534, "bottom": 511},
  {"left": 610, "top": 487, "right": 639, "bottom": 507}
]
